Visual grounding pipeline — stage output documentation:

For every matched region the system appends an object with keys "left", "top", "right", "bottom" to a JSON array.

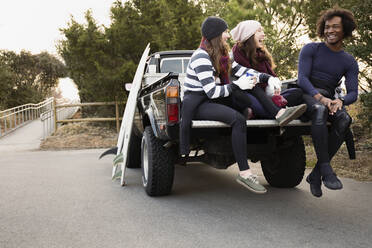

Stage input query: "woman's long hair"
[
  {"left": 200, "top": 36, "right": 231, "bottom": 75},
  {"left": 237, "top": 35, "right": 276, "bottom": 70}
]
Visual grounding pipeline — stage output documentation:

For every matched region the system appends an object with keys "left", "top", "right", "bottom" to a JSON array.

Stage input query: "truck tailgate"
[{"left": 191, "top": 119, "right": 310, "bottom": 128}]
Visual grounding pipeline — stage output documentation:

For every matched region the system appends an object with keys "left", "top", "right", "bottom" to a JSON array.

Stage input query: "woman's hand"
[
  {"left": 233, "top": 74, "right": 256, "bottom": 90},
  {"left": 267, "top": 77, "right": 281, "bottom": 96},
  {"left": 268, "top": 77, "right": 282, "bottom": 89}
]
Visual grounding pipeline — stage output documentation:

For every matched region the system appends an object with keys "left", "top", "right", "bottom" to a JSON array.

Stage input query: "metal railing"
[
  {"left": 0, "top": 98, "right": 54, "bottom": 137},
  {"left": 40, "top": 99, "right": 80, "bottom": 140}
]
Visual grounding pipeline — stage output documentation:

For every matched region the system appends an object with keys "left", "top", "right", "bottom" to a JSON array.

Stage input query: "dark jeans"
[
  {"left": 250, "top": 86, "right": 280, "bottom": 118},
  {"left": 302, "top": 93, "right": 352, "bottom": 164},
  {"left": 235, "top": 88, "right": 304, "bottom": 119},
  {"left": 179, "top": 91, "right": 207, "bottom": 156},
  {"left": 179, "top": 91, "right": 249, "bottom": 171},
  {"left": 194, "top": 99, "right": 249, "bottom": 171}
]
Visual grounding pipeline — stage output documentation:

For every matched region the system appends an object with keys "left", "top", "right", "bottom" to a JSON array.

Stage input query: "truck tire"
[
  {"left": 141, "top": 126, "right": 175, "bottom": 196},
  {"left": 126, "top": 130, "right": 141, "bottom": 168},
  {"left": 261, "top": 136, "right": 306, "bottom": 188}
]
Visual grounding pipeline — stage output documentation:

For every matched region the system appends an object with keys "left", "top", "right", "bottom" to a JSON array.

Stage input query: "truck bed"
[{"left": 192, "top": 119, "right": 310, "bottom": 128}]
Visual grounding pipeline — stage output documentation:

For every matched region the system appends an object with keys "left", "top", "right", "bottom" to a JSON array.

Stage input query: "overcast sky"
[{"left": 0, "top": 0, "right": 116, "bottom": 55}]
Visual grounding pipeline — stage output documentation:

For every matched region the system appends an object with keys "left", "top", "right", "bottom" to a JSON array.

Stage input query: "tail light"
[{"left": 166, "top": 85, "right": 180, "bottom": 124}]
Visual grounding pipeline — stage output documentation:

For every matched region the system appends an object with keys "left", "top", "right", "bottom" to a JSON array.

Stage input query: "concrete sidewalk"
[{"left": 0, "top": 120, "right": 43, "bottom": 153}]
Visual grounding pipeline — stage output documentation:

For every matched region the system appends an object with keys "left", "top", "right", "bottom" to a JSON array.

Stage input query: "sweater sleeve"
[
  {"left": 191, "top": 52, "right": 235, "bottom": 99},
  {"left": 343, "top": 59, "right": 359, "bottom": 105},
  {"left": 298, "top": 43, "right": 319, "bottom": 96},
  {"left": 231, "top": 61, "right": 270, "bottom": 84}
]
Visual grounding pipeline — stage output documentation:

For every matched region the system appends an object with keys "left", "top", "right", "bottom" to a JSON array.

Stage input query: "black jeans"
[
  {"left": 179, "top": 91, "right": 207, "bottom": 156},
  {"left": 303, "top": 93, "right": 352, "bottom": 164},
  {"left": 194, "top": 99, "right": 249, "bottom": 171},
  {"left": 283, "top": 88, "right": 304, "bottom": 107},
  {"left": 250, "top": 86, "right": 280, "bottom": 118},
  {"left": 179, "top": 91, "right": 250, "bottom": 171}
]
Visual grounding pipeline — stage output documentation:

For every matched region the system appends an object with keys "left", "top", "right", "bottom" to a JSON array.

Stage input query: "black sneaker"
[
  {"left": 306, "top": 173, "right": 322, "bottom": 197},
  {"left": 320, "top": 163, "right": 343, "bottom": 190},
  {"left": 322, "top": 173, "right": 343, "bottom": 190}
]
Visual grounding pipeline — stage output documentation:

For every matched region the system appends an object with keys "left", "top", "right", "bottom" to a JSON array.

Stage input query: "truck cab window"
[{"left": 160, "top": 59, "right": 183, "bottom": 73}]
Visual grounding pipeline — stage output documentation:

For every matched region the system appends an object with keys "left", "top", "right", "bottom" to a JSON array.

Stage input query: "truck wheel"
[
  {"left": 126, "top": 130, "right": 141, "bottom": 168},
  {"left": 141, "top": 126, "right": 175, "bottom": 196},
  {"left": 261, "top": 136, "right": 306, "bottom": 188}
]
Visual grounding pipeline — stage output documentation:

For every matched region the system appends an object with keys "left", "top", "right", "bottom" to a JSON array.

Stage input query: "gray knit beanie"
[{"left": 201, "top": 16, "right": 228, "bottom": 40}]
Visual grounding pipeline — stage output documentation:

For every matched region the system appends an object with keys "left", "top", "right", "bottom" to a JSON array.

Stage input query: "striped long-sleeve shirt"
[{"left": 184, "top": 48, "right": 270, "bottom": 99}]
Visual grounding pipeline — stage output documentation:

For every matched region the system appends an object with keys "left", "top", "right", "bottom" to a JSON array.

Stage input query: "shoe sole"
[
  {"left": 236, "top": 179, "right": 267, "bottom": 194},
  {"left": 278, "top": 104, "right": 307, "bottom": 127}
]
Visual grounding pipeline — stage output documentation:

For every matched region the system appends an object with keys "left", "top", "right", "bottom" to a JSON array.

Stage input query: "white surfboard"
[{"left": 112, "top": 43, "right": 150, "bottom": 186}]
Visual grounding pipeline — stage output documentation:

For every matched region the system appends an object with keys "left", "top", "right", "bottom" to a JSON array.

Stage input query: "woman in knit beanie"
[
  {"left": 180, "top": 16, "right": 272, "bottom": 194},
  {"left": 231, "top": 20, "right": 305, "bottom": 119}
]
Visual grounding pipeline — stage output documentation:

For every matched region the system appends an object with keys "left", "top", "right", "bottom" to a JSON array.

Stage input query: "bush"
[{"left": 357, "top": 92, "right": 372, "bottom": 131}]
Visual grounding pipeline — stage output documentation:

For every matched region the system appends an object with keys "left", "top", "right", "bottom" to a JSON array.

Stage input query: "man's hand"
[
  {"left": 319, "top": 96, "right": 333, "bottom": 109},
  {"left": 329, "top": 98, "right": 343, "bottom": 114},
  {"left": 314, "top": 93, "right": 333, "bottom": 112}
]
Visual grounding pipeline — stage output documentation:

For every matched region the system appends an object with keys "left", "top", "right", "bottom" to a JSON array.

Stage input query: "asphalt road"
[
  {"left": 1, "top": 148, "right": 371, "bottom": 248},
  {"left": 1, "top": 121, "right": 371, "bottom": 248}
]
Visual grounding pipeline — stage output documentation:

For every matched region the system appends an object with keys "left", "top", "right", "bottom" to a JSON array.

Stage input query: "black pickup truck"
[{"left": 128, "top": 50, "right": 312, "bottom": 196}]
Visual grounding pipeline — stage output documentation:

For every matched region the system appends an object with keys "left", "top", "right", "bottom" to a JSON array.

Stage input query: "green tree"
[
  {"left": 0, "top": 63, "right": 15, "bottom": 109},
  {"left": 0, "top": 50, "right": 66, "bottom": 108},
  {"left": 58, "top": 11, "right": 117, "bottom": 103},
  {"left": 59, "top": 0, "right": 206, "bottom": 104}
]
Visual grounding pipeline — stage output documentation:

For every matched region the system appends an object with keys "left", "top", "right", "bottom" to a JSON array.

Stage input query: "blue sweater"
[{"left": 298, "top": 42, "right": 358, "bottom": 105}]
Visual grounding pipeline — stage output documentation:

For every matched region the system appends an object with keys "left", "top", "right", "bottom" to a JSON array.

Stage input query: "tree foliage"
[
  {"left": 58, "top": 0, "right": 205, "bottom": 103},
  {"left": 0, "top": 63, "right": 15, "bottom": 109},
  {"left": 0, "top": 50, "right": 66, "bottom": 109}
]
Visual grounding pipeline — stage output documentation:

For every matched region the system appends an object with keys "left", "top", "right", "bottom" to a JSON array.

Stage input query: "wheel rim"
[{"left": 142, "top": 136, "right": 149, "bottom": 186}]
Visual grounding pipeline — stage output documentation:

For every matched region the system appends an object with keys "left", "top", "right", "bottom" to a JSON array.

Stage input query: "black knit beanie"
[{"left": 201, "top": 16, "right": 228, "bottom": 40}]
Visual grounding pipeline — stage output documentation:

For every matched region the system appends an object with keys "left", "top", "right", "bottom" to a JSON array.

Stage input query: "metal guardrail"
[
  {"left": 40, "top": 99, "right": 80, "bottom": 140},
  {"left": 0, "top": 98, "right": 54, "bottom": 137}
]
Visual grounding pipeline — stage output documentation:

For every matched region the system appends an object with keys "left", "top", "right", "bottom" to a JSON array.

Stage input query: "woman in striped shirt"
[{"left": 180, "top": 16, "right": 269, "bottom": 193}]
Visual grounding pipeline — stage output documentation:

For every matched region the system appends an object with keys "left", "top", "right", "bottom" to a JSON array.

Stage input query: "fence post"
[
  {"left": 22, "top": 107, "right": 24, "bottom": 124},
  {"left": 115, "top": 100, "right": 120, "bottom": 133},
  {"left": 53, "top": 98, "right": 58, "bottom": 133},
  {"left": 13, "top": 111, "right": 16, "bottom": 128}
]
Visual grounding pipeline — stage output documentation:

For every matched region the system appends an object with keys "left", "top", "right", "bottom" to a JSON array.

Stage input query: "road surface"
[{"left": 0, "top": 121, "right": 371, "bottom": 248}]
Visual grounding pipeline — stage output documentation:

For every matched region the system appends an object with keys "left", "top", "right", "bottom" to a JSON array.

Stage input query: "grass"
[{"left": 40, "top": 122, "right": 118, "bottom": 150}]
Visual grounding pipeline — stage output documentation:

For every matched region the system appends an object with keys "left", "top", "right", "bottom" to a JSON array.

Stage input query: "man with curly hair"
[{"left": 298, "top": 7, "right": 359, "bottom": 197}]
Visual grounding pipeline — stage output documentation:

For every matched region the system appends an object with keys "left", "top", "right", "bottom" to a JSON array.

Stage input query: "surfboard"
[{"left": 112, "top": 43, "right": 150, "bottom": 186}]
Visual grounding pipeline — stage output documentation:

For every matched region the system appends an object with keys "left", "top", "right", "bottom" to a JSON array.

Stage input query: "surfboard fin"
[{"left": 99, "top": 147, "right": 118, "bottom": 159}]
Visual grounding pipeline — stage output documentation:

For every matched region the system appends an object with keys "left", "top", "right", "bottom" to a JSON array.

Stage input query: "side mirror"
[{"left": 125, "top": 83, "right": 132, "bottom": 91}]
